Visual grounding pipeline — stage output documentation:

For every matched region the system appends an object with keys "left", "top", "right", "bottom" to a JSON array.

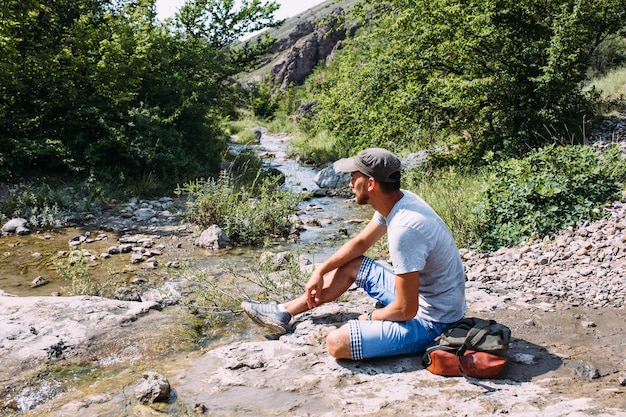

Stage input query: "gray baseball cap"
[{"left": 333, "top": 148, "right": 401, "bottom": 183}]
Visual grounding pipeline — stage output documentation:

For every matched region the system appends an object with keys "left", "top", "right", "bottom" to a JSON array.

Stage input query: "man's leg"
[
  {"left": 282, "top": 256, "right": 364, "bottom": 316},
  {"left": 325, "top": 257, "right": 401, "bottom": 360},
  {"left": 242, "top": 256, "right": 364, "bottom": 334},
  {"left": 326, "top": 325, "right": 352, "bottom": 359}
]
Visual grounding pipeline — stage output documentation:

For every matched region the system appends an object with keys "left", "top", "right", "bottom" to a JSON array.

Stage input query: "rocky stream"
[{"left": 1, "top": 126, "right": 626, "bottom": 416}]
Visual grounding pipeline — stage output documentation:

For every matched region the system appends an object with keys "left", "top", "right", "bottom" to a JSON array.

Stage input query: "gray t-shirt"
[{"left": 373, "top": 190, "right": 466, "bottom": 323}]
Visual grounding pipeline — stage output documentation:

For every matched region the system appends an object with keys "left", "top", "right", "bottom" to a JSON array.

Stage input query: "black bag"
[{"left": 422, "top": 317, "right": 511, "bottom": 390}]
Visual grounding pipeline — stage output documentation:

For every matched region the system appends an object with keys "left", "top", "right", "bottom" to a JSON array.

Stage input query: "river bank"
[
  {"left": 1, "top": 127, "right": 626, "bottom": 416},
  {"left": 1, "top": 196, "right": 625, "bottom": 416}
]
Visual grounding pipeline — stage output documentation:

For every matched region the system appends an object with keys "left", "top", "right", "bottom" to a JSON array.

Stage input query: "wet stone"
[{"left": 31, "top": 276, "right": 48, "bottom": 288}]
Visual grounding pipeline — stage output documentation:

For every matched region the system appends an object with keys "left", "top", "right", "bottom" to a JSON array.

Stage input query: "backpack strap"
[
  {"left": 454, "top": 354, "right": 498, "bottom": 392},
  {"left": 455, "top": 319, "right": 499, "bottom": 392},
  {"left": 456, "top": 319, "right": 492, "bottom": 355}
]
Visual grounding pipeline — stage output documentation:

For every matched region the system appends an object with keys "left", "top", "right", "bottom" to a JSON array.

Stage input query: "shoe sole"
[{"left": 242, "top": 309, "right": 288, "bottom": 335}]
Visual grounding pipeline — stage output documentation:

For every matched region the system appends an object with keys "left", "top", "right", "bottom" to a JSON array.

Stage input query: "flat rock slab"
[
  {"left": 0, "top": 290, "right": 160, "bottom": 371},
  {"left": 169, "top": 291, "right": 626, "bottom": 417}
]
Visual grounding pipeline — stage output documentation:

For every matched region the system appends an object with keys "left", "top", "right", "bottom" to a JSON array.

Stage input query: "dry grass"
[{"left": 586, "top": 66, "right": 626, "bottom": 100}]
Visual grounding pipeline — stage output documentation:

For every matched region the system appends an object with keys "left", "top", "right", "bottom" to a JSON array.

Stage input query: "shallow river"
[
  {"left": 1, "top": 133, "right": 375, "bottom": 416},
  {"left": 0, "top": 133, "right": 371, "bottom": 297}
]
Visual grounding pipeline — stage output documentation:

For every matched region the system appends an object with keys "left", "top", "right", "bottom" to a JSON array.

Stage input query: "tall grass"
[
  {"left": 586, "top": 66, "right": 626, "bottom": 100},
  {"left": 403, "top": 166, "right": 483, "bottom": 248},
  {"left": 585, "top": 65, "right": 626, "bottom": 116},
  {"left": 288, "top": 129, "right": 341, "bottom": 165}
]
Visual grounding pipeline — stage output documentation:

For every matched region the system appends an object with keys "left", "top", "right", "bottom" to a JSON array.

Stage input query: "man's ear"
[{"left": 367, "top": 177, "right": 376, "bottom": 192}]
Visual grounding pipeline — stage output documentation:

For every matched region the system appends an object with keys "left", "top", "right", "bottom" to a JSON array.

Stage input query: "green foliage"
[
  {"left": 177, "top": 252, "right": 307, "bottom": 329},
  {"left": 226, "top": 148, "right": 267, "bottom": 185},
  {"left": 589, "top": 35, "right": 626, "bottom": 77},
  {"left": 585, "top": 66, "right": 626, "bottom": 105},
  {"left": 288, "top": 129, "right": 341, "bottom": 165},
  {"left": 177, "top": 171, "right": 302, "bottom": 245},
  {"left": 0, "top": 0, "right": 281, "bottom": 193},
  {"left": 0, "top": 182, "right": 100, "bottom": 228},
  {"left": 244, "top": 79, "right": 280, "bottom": 120},
  {"left": 302, "top": 0, "right": 626, "bottom": 164},
  {"left": 188, "top": 251, "right": 308, "bottom": 315},
  {"left": 175, "top": 0, "right": 281, "bottom": 48},
  {"left": 236, "top": 129, "right": 261, "bottom": 144},
  {"left": 472, "top": 144, "right": 624, "bottom": 251}
]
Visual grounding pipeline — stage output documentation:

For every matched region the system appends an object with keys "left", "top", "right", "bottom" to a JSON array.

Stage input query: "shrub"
[
  {"left": 177, "top": 171, "right": 302, "bottom": 246},
  {"left": 0, "top": 0, "right": 278, "bottom": 191},
  {"left": 472, "top": 144, "right": 624, "bottom": 251},
  {"left": 55, "top": 252, "right": 113, "bottom": 297},
  {"left": 589, "top": 35, "right": 626, "bottom": 76},
  {"left": 303, "top": 0, "right": 626, "bottom": 165},
  {"left": 0, "top": 182, "right": 98, "bottom": 229},
  {"left": 245, "top": 80, "right": 280, "bottom": 121}
]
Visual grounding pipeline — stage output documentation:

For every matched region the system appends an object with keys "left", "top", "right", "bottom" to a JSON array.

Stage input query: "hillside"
[{"left": 240, "top": 0, "right": 360, "bottom": 87}]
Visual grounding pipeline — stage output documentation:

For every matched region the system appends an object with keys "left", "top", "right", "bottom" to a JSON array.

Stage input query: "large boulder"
[
  {"left": 313, "top": 164, "right": 349, "bottom": 189},
  {"left": 194, "top": 225, "right": 232, "bottom": 251},
  {"left": 2, "top": 218, "right": 30, "bottom": 235}
]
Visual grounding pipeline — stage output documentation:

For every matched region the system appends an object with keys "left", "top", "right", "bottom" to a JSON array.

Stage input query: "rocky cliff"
[
  {"left": 270, "top": 10, "right": 347, "bottom": 91},
  {"left": 242, "top": 0, "right": 359, "bottom": 90}
]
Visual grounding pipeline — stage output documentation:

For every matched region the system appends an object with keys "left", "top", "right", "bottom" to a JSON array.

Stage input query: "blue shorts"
[{"left": 348, "top": 257, "right": 450, "bottom": 360}]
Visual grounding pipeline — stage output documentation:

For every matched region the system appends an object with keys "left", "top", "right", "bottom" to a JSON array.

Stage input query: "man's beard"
[{"left": 355, "top": 192, "right": 369, "bottom": 205}]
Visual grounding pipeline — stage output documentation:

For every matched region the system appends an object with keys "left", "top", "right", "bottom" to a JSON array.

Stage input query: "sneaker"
[{"left": 241, "top": 301, "right": 292, "bottom": 335}]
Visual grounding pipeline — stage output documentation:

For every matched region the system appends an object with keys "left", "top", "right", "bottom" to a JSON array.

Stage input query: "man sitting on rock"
[{"left": 242, "top": 148, "right": 466, "bottom": 360}]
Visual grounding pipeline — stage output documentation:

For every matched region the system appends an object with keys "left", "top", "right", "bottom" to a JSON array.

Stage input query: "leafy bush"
[
  {"left": 0, "top": 182, "right": 97, "bottom": 228},
  {"left": 177, "top": 171, "right": 302, "bottom": 246},
  {"left": 55, "top": 252, "right": 113, "bottom": 297},
  {"left": 589, "top": 35, "right": 626, "bottom": 76},
  {"left": 245, "top": 80, "right": 280, "bottom": 121},
  {"left": 0, "top": 0, "right": 280, "bottom": 193},
  {"left": 472, "top": 144, "right": 624, "bottom": 251}
]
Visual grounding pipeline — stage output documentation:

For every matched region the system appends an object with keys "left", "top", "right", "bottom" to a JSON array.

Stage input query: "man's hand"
[
  {"left": 358, "top": 312, "right": 370, "bottom": 320},
  {"left": 305, "top": 270, "right": 324, "bottom": 308}
]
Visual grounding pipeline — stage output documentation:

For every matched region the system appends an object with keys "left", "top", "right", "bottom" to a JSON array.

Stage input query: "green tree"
[
  {"left": 0, "top": 0, "right": 280, "bottom": 193},
  {"left": 175, "top": 0, "right": 280, "bottom": 47},
  {"left": 304, "top": 0, "right": 626, "bottom": 163}
]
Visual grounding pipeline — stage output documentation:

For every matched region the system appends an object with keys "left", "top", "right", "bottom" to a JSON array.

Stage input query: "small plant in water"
[
  {"left": 55, "top": 251, "right": 113, "bottom": 297},
  {"left": 185, "top": 250, "right": 310, "bottom": 319},
  {"left": 177, "top": 170, "right": 302, "bottom": 246}
]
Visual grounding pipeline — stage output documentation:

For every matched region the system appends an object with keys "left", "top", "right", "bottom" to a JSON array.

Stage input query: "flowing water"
[
  {"left": 0, "top": 133, "right": 370, "bottom": 297},
  {"left": 0, "top": 133, "right": 373, "bottom": 416}
]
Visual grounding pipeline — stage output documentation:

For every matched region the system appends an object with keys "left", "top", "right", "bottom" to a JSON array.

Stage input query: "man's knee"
[
  {"left": 326, "top": 327, "right": 352, "bottom": 359},
  {"left": 342, "top": 256, "right": 364, "bottom": 279}
]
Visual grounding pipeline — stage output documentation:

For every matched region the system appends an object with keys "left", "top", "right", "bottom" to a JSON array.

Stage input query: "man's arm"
[
  {"left": 359, "top": 271, "right": 419, "bottom": 322},
  {"left": 305, "top": 218, "right": 386, "bottom": 308}
]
